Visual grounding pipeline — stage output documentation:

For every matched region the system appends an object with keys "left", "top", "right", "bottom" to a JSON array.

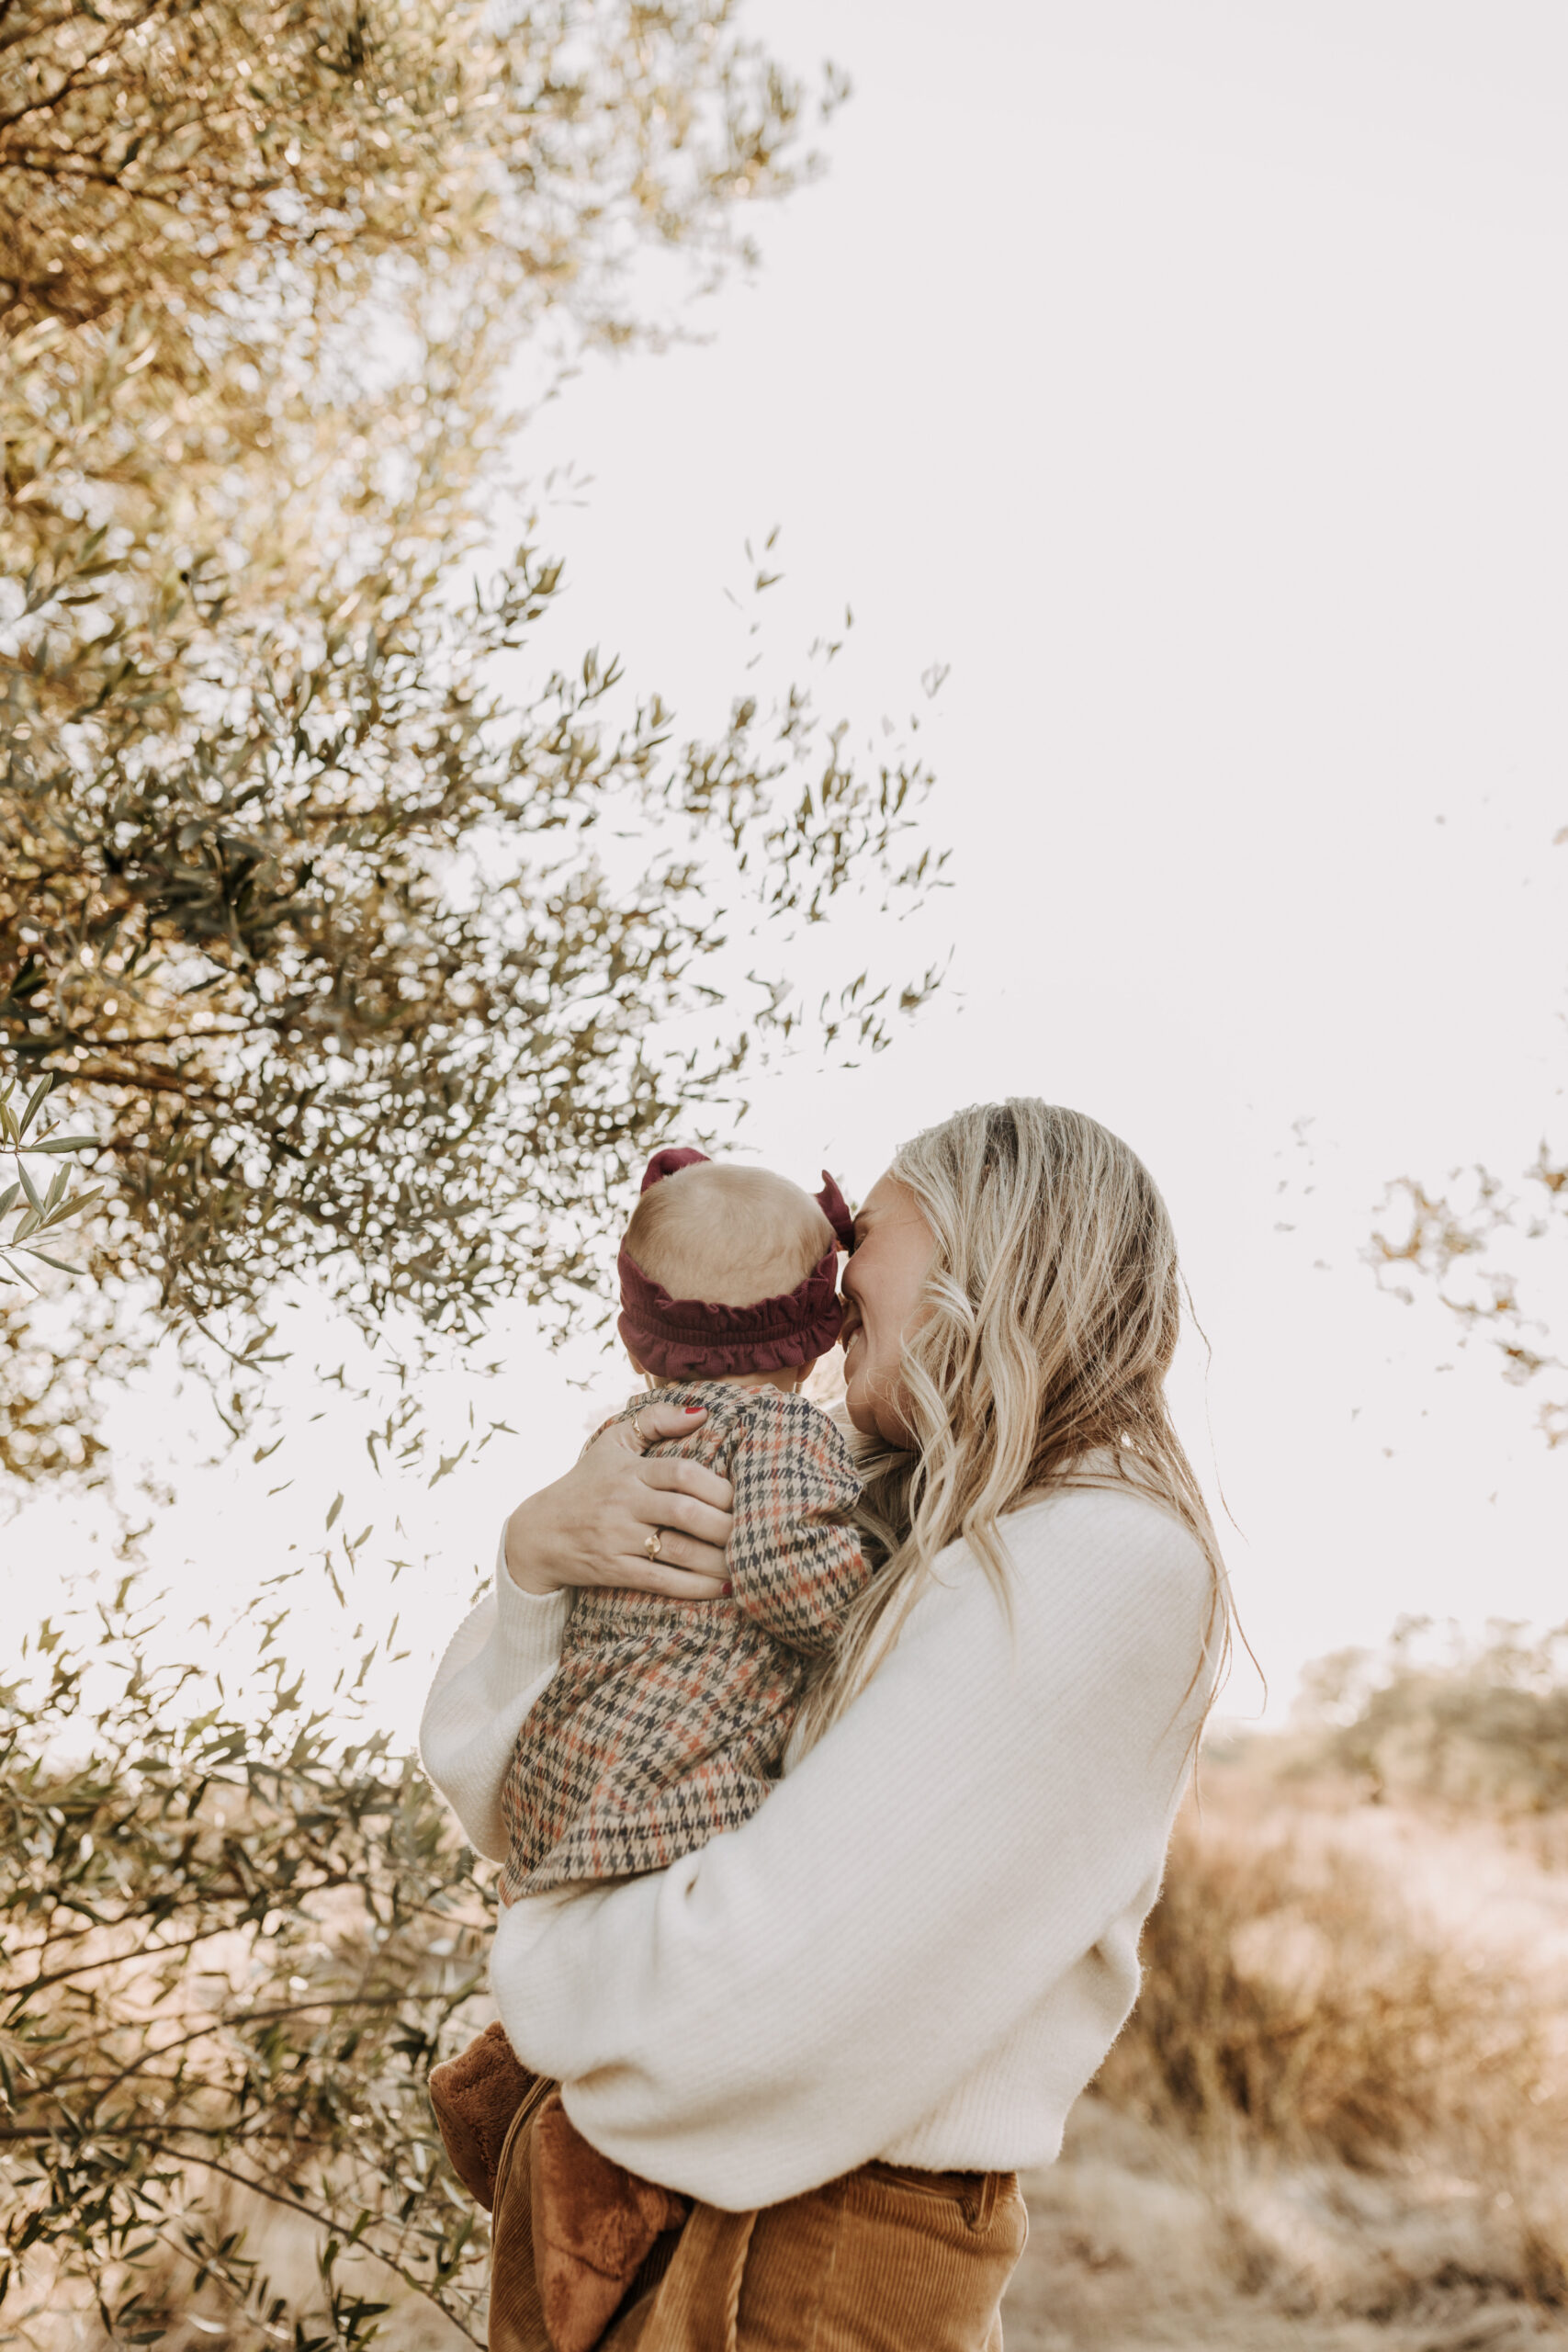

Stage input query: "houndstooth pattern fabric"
[{"left": 499, "top": 1384, "right": 869, "bottom": 1900}]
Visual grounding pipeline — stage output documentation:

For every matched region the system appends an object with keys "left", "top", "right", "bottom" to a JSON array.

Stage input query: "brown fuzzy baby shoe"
[
  {"left": 428, "top": 2019, "right": 538, "bottom": 2211},
  {"left": 531, "top": 2092, "right": 690, "bottom": 2352}
]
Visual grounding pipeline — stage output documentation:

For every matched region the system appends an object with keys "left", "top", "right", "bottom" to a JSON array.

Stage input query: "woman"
[{"left": 422, "top": 1101, "right": 1232, "bottom": 2350}]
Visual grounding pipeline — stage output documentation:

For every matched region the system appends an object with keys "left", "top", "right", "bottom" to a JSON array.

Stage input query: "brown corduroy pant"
[{"left": 486, "top": 2079, "right": 1028, "bottom": 2352}]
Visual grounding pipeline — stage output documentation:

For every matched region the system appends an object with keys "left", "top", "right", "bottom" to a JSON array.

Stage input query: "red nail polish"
[
  {"left": 721, "top": 1581, "right": 734, "bottom": 1596},
  {"left": 684, "top": 1406, "right": 704, "bottom": 1414}
]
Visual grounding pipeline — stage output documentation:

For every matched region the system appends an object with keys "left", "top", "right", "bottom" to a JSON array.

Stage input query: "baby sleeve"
[{"left": 725, "top": 1393, "right": 871, "bottom": 1657}]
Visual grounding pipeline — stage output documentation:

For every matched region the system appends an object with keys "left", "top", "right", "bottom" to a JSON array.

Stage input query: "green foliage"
[
  {"left": 1, "top": 1576, "right": 498, "bottom": 2346},
  {"left": 3, "top": 563, "right": 934, "bottom": 1333},
  {"left": 0, "top": 0, "right": 942, "bottom": 1487},
  {"left": 0, "top": 1068, "right": 100, "bottom": 1293}
]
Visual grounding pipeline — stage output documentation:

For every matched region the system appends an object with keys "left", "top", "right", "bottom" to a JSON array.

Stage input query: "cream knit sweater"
[{"left": 419, "top": 1480, "right": 1214, "bottom": 2212}]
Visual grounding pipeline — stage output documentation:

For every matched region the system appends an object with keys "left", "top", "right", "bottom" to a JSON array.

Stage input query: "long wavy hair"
[{"left": 795, "top": 1099, "right": 1233, "bottom": 1748}]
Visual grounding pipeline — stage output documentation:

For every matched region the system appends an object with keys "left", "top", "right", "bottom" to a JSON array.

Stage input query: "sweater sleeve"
[
  {"left": 726, "top": 1394, "right": 870, "bottom": 1657},
  {"left": 418, "top": 1526, "right": 571, "bottom": 1863},
  {"left": 486, "top": 1485, "right": 1215, "bottom": 2208}
]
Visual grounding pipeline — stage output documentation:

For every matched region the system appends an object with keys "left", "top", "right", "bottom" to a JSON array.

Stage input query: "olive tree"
[
  {"left": 0, "top": 0, "right": 941, "bottom": 1484},
  {"left": 3, "top": 1575, "right": 500, "bottom": 2346}
]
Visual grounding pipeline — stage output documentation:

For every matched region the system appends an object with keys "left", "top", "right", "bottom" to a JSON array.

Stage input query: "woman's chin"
[
  {"left": 844, "top": 1387, "right": 881, "bottom": 1438},
  {"left": 840, "top": 1354, "right": 871, "bottom": 1430}
]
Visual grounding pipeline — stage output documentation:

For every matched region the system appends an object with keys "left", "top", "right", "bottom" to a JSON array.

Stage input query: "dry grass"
[
  {"left": 1100, "top": 1771, "right": 1559, "bottom": 2166},
  {"left": 1003, "top": 1751, "right": 1568, "bottom": 2349}
]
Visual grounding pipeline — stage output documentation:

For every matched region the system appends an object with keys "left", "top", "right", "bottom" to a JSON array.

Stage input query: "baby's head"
[{"left": 618, "top": 1149, "right": 852, "bottom": 1385}]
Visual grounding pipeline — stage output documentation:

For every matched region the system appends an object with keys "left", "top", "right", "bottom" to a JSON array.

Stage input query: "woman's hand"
[{"left": 503, "top": 1401, "right": 733, "bottom": 1601}]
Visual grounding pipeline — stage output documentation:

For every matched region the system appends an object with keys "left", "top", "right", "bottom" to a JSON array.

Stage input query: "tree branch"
[{"left": 55, "top": 1989, "right": 448, "bottom": 2112}]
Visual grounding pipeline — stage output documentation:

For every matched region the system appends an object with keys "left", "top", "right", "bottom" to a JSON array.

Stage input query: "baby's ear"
[{"left": 625, "top": 1346, "right": 648, "bottom": 1376}]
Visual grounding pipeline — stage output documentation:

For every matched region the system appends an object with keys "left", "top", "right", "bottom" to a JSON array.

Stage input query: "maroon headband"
[{"left": 617, "top": 1150, "right": 854, "bottom": 1380}]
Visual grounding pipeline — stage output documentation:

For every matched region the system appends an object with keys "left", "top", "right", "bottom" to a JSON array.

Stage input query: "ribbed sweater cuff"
[{"left": 491, "top": 1522, "right": 571, "bottom": 1683}]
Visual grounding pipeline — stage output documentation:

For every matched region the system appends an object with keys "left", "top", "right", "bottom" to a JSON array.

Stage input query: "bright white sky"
[{"left": 9, "top": 0, "right": 1568, "bottom": 1732}]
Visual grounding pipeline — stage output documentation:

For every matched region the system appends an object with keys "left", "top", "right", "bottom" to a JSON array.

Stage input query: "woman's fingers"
[
  {"left": 643, "top": 1487, "right": 733, "bottom": 1550},
  {"left": 639, "top": 1524, "right": 728, "bottom": 1579},
  {"left": 642, "top": 1451, "right": 734, "bottom": 1510},
  {"left": 615, "top": 1556, "right": 728, "bottom": 1602},
  {"left": 632, "top": 1399, "right": 711, "bottom": 1444}
]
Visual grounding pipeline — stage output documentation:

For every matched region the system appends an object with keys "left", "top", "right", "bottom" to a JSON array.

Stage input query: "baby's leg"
[
  {"left": 428, "top": 2018, "right": 540, "bottom": 2209},
  {"left": 532, "top": 2091, "right": 690, "bottom": 2352}
]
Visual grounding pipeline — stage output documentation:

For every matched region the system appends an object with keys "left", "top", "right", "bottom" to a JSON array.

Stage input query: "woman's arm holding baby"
[
  {"left": 421, "top": 1401, "right": 735, "bottom": 1856},
  {"left": 420, "top": 1556, "right": 570, "bottom": 1861}
]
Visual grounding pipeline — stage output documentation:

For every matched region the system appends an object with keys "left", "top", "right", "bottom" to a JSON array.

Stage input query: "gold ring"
[
  {"left": 632, "top": 1411, "right": 650, "bottom": 1446},
  {"left": 644, "top": 1529, "right": 663, "bottom": 1562}
]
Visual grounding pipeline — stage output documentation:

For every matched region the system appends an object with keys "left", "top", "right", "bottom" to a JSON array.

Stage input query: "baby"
[
  {"left": 499, "top": 1145, "right": 871, "bottom": 1899},
  {"left": 430, "top": 1148, "right": 871, "bottom": 2349}
]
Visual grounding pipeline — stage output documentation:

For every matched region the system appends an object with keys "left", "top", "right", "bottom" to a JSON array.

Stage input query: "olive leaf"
[{"left": 0, "top": 1066, "right": 99, "bottom": 1293}]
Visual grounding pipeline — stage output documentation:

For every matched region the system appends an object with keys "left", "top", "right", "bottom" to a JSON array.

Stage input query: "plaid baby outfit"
[{"left": 498, "top": 1382, "right": 870, "bottom": 1901}]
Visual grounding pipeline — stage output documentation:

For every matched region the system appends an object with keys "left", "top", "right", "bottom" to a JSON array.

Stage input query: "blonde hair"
[
  {"left": 624, "top": 1160, "right": 832, "bottom": 1309},
  {"left": 796, "top": 1100, "right": 1232, "bottom": 1747}
]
